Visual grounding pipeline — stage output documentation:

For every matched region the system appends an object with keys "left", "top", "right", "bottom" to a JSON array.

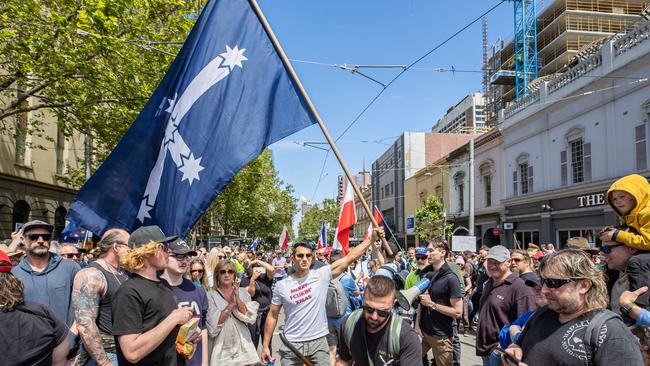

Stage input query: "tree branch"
[{"left": 0, "top": 99, "right": 126, "bottom": 120}]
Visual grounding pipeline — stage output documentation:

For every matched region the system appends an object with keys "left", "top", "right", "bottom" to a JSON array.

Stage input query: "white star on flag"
[
  {"left": 221, "top": 45, "right": 248, "bottom": 70},
  {"left": 179, "top": 153, "right": 204, "bottom": 185}
]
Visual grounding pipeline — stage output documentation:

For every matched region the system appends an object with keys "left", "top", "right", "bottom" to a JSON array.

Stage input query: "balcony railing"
[{"left": 613, "top": 19, "right": 650, "bottom": 56}]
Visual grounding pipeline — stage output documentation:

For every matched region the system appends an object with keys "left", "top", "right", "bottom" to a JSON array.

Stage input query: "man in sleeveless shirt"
[{"left": 72, "top": 228, "right": 130, "bottom": 366}]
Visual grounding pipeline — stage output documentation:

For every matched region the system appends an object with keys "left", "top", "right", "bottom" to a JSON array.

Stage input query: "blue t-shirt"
[
  {"left": 170, "top": 278, "right": 209, "bottom": 366},
  {"left": 327, "top": 273, "right": 358, "bottom": 327}
]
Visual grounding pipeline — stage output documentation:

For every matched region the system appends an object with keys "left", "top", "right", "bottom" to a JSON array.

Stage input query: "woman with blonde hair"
[
  {"left": 188, "top": 258, "right": 209, "bottom": 291},
  {"left": 206, "top": 260, "right": 259, "bottom": 366},
  {"left": 205, "top": 247, "right": 225, "bottom": 287}
]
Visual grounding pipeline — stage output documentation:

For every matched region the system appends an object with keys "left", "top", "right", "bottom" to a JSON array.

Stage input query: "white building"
[
  {"left": 432, "top": 93, "right": 486, "bottom": 133},
  {"left": 497, "top": 18, "right": 650, "bottom": 248}
]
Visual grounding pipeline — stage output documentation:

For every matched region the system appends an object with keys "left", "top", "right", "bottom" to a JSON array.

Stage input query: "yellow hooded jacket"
[{"left": 606, "top": 174, "right": 650, "bottom": 250}]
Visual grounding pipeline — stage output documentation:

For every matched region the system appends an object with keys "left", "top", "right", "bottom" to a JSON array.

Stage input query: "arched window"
[
  {"left": 454, "top": 171, "right": 465, "bottom": 212},
  {"left": 54, "top": 206, "right": 67, "bottom": 241},
  {"left": 480, "top": 160, "right": 494, "bottom": 207},
  {"left": 513, "top": 153, "right": 533, "bottom": 196},
  {"left": 561, "top": 127, "right": 591, "bottom": 185},
  {"left": 12, "top": 200, "right": 30, "bottom": 231}
]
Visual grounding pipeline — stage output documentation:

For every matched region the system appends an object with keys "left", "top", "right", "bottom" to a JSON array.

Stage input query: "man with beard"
[
  {"left": 505, "top": 249, "right": 643, "bottom": 366},
  {"left": 11, "top": 220, "right": 81, "bottom": 333},
  {"left": 335, "top": 275, "right": 421, "bottom": 365}
]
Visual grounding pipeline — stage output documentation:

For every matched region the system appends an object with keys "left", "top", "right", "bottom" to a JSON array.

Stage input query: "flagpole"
[{"left": 249, "top": 0, "right": 393, "bottom": 256}]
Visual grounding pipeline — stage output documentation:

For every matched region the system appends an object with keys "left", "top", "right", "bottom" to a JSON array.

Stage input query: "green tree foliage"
[
  {"left": 298, "top": 198, "right": 339, "bottom": 243},
  {"left": 415, "top": 196, "right": 452, "bottom": 241},
  {"left": 202, "top": 150, "right": 296, "bottom": 245},
  {"left": 0, "top": 0, "right": 201, "bottom": 175}
]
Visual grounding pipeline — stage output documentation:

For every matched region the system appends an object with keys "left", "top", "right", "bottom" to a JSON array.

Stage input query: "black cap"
[
  {"left": 21, "top": 220, "right": 54, "bottom": 235},
  {"left": 168, "top": 238, "right": 197, "bottom": 256},
  {"left": 128, "top": 225, "right": 177, "bottom": 248}
]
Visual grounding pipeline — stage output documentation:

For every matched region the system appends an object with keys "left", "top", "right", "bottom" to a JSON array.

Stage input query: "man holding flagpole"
[{"left": 262, "top": 227, "right": 385, "bottom": 365}]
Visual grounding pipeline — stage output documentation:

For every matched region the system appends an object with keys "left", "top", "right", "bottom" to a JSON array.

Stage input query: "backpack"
[
  {"left": 326, "top": 274, "right": 349, "bottom": 318},
  {"left": 379, "top": 264, "right": 407, "bottom": 290},
  {"left": 342, "top": 309, "right": 403, "bottom": 365}
]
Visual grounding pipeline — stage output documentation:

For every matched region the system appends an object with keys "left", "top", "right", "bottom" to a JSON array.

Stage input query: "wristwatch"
[
  {"left": 621, "top": 302, "right": 636, "bottom": 314},
  {"left": 431, "top": 302, "right": 438, "bottom": 311}
]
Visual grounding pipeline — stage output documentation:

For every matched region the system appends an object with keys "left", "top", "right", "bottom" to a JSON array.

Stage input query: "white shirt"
[{"left": 272, "top": 264, "right": 332, "bottom": 342}]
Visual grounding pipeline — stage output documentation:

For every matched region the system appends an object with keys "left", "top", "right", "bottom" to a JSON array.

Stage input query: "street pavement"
[{"left": 264, "top": 309, "right": 483, "bottom": 365}]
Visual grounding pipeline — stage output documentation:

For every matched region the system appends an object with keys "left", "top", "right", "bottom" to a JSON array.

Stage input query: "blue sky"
[{"left": 258, "top": 1, "right": 514, "bottom": 207}]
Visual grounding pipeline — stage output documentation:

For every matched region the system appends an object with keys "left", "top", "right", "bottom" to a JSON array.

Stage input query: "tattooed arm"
[{"left": 72, "top": 267, "right": 111, "bottom": 366}]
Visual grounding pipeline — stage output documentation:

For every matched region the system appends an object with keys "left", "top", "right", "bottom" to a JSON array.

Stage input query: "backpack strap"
[
  {"left": 343, "top": 309, "right": 364, "bottom": 351},
  {"left": 583, "top": 309, "right": 621, "bottom": 366},
  {"left": 388, "top": 314, "right": 403, "bottom": 358}
]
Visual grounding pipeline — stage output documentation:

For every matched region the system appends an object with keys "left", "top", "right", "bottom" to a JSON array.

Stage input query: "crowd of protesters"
[{"left": 1, "top": 174, "right": 650, "bottom": 365}]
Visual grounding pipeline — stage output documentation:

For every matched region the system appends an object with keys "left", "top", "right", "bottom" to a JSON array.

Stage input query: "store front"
[{"left": 503, "top": 187, "right": 619, "bottom": 249}]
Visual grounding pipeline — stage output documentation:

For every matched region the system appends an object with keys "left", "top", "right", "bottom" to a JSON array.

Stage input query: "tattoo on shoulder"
[{"left": 72, "top": 268, "right": 110, "bottom": 364}]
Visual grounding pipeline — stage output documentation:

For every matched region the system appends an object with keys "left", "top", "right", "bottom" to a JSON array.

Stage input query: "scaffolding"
[{"left": 486, "top": 0, "right": 649, "bottom": 122}]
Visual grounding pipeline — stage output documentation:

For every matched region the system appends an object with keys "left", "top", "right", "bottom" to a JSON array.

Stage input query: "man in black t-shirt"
[
  {"left": 111, "top": 226, "right": 195, "bottom": 366},
  {"left": 505, "top": 249, "right": 643, "bottom": 366},
  {"left": 416, "top": 240, "right": 463, "bottom": 366},
  {"left": 337, "top": 275, "right": 421, "bottom": 366}
]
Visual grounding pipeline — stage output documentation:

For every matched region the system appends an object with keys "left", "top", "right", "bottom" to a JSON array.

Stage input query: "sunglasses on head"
[
  {"left": 295, "top": 253, "right": 312, "bottom": 259},
  {"left": 27, "top": 233, "right": 51, "bottom": 241},
  {"left": 362, "top": 305, "right": 391, "bottom": 318},
  {"left": 61, "top": 253, "right": 79, "bottom": 258},
  {"left": 601, "top": 244, "right": 625, "bottom": 254},
  {"left": 541, "top": 277, "right": 581, "bottom": 289},
  {"left": 219, "top": 269, "right": 235, "bottom": 275}
]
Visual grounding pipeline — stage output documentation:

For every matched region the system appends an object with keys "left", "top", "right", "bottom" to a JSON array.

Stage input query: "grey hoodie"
[{"left": 11, "top": 253, "right": 80, "bottom": 326}]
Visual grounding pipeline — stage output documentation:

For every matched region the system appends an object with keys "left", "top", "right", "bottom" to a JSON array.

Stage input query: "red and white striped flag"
[
  {"left": 332, "top": 180, "right": 357, "bottom": 254},
  {"left": 364, "top": 206, "right": 383, "bottom": 240},
  {"left": 279, "top": 225, "right": 289, "bottom": 252}
]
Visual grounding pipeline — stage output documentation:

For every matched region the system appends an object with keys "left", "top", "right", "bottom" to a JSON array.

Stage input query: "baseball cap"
[
  {"left": 0, "top": 250, "right": 12, "bottom": 272},
  {"left": 415, "top": 247, "right": 428, "bottom": 256},
  {"left": 566, "top": 237, "right": 599, "bottom": 253},
  {"left": 21, "top": 220, "right": 54, "bottom": 235},
  {"left": 128, "top": 225, "right": 177, "bottom": 248},
  {"left": 486, "top": 245, "right": 510, "bottom": 262},
  {"left": 168, "top": 239, "right": 197, "bottom": 256},
  {"left": 530, "top": 250, "right": 545, "bottom": 260}
]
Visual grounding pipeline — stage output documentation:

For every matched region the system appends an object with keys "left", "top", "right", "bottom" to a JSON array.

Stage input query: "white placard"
[{"left": 451, "top": 235, "right": 476, "bottom": 252}]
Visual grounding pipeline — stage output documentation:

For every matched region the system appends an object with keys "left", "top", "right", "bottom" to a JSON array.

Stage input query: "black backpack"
[{"left": 379, "top": 264, "right": 407, "bottom": 290}]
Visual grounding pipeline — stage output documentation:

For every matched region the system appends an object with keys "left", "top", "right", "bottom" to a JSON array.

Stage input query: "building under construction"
[{"left": 486, "top": 0, "right": 649, "bottom": 122}]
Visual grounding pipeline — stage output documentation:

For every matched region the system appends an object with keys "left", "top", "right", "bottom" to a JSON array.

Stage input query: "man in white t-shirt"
[
  {"left": 261, "top": 228, "right": 385, "bottom": 366},
  {"left": 272, "top": 250, "right": 288, "bottom": 282}
]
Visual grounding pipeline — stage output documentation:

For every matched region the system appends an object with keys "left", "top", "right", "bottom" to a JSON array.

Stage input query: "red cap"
[
  {"left": 531, "top": 250, "right": 545, "bottom": 260},
  {"left": 0, "top": 250, "right": 12, "bottom": 273}
]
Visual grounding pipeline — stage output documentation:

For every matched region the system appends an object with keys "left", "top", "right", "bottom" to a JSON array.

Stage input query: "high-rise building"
[
  {"left": 337, "top": 170, "right": 372, "bottom": 205},
  {"left": 487, "top": 0, "right": 648, "bottom": 120},
  {"left": 432, "top": 93, "right": 488, "bottom": 133}
]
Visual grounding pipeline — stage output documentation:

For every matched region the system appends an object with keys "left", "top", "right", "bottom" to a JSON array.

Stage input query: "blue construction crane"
[{"left": 511, "top": 0, "right": 538, "bottom": 99}]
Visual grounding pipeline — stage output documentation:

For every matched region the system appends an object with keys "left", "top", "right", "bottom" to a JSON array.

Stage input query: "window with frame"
[
  {"left": 454, "top": 172, "right": 465, "bottom": 212},
  {"left": 571, "top": 139, "right": 584, "bottom": 183},
  {"left": 519, "top": 163, "right": 530, "bottom": 194},
  {"left": 435, "top": 185, "right": 443, "bottom": 205},
  {"left": 515, "top": 231, "right": 539, "bottom": 248},
  {"left": 557, "top": 229, "right": 600, "bottom": 249},
  {"left": 484, "top": 175, "right": 492, "bottom": 207},
  {"left": 563, "top": 128, "right": 591, "bottom": 185},
  {"left": 636, "top": 124, "right": 647, "bottom": 170}
]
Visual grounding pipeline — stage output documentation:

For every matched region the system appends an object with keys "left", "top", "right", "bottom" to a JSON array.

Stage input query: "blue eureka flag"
[{"left": 67, "top": 0, "right": 317, "bottom": 237}]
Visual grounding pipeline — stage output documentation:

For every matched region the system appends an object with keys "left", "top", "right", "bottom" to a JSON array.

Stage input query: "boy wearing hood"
[{"left": 600, "top": 174, "right": 650, "bottom": 249}]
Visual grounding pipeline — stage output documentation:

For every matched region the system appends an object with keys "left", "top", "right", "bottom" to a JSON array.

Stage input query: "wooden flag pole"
[{"left": 249, "top": 0, "right": 393, "bottom": 256}]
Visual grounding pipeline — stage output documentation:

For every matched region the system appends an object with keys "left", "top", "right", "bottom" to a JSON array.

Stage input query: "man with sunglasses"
[
  {"left": 72, "top": 228, "right": 130, "bottom": 366},
  {"left": 161, "top": 238, "right": 209, "bottom": 366},
  {"left": 336, "top": 275, "right": 422, "bottom": 366},
  {"left": 600, "top": 229, "right": 650, "bottom": 322},
  {"left": 11, "top": 220, "right": 81, "bottom": 341},
  {"left": 504, "top": 249, "right": 643, "bottom": 366},
  {"left": 261, "top": 228, "right": 385, "bottom": 366},
  {"left": 476, "top": 245, "right": 535, "bottom": 366},
  {"left": 59, "top": 243, "right": 82, "bottom": 264}
]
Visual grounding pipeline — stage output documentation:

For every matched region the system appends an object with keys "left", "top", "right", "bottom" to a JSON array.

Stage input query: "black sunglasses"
[
  {"left": 171, "top": 254, "right": 188, "bottom": 261},
  {"left": 416, "top": 256, "right": 428, "bottom": 260},
  {"left": 363, "top": 305, "right": 391, "bottom": 318},
  {"left": 601, "top": 244, "right": 625, "bottom": 254},
  {"left": 62, "top": 253, "right": 79, "bottom": 258},
  {"left": 27, "top": 233, "right": 51, "bottom": 241},
  {"left": 191, "top": 269, "right": 204, "bottom": 274},
  {"left": 541, "top": 277, "right": 581, "bottom": 289},
  {"left": 218, "top": 255, "right": 226, "bottom": 260},
  {"left": 219, "top": 269, "right": 235, "bottom": 275},
  {"left": 295, "top": 253, "right": 313, "bottom": 259}
]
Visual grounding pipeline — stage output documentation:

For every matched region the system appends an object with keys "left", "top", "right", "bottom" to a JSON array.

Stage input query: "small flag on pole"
[
  {"left": 332, "top": 180, "right": 357, "bottom": 254},
  {"left": 279, "top": 225, "right": 289, "bottom": 252},
  {"left": 317, "top": 222, "right": 327, "bottom": 249},
  {"left": 250, "top": 238, "right": 258, "bottom": 250}
]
